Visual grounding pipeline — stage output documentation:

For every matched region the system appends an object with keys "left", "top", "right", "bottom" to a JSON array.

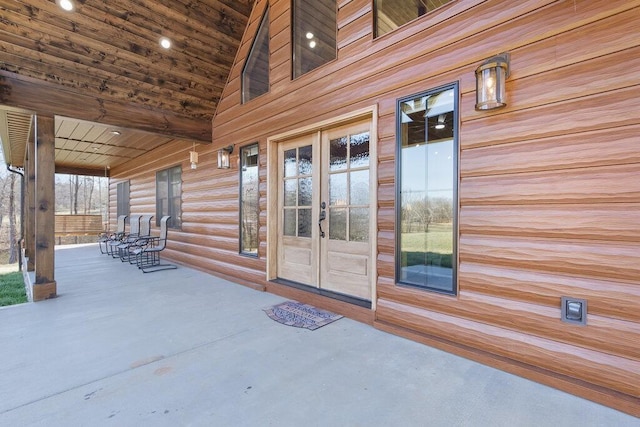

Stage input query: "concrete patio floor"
[{"left": 0, "top": 244, "right": 637, "bottom": 426}]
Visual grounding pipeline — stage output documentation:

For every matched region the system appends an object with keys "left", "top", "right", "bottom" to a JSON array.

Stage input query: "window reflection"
[
  {"left": 375, "top": 0, "right": 453, "bottom": 37},
  {"left": 156, "top": 166, "right": 181, "bottom": 229},
  {"left": 398, "top": 85, "right": 457, "bottom": 294},
  {"left": 240, "top": 144, "right": 259, "bottom": 255},
  {"left": 292, "top": 0, "right": 336, "bottom": 78}
]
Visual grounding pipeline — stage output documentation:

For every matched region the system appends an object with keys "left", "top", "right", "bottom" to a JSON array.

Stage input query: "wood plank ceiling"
[{"left": 0, "top": 0, "right": 254, "bottom": 175}]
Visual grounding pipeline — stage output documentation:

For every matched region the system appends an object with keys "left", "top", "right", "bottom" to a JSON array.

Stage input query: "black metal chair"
[
  {"left": 131, "top": 216, "right": 177, "bottom": 273},
  {"left": 98, "top": 215, "right": 127, "bottom": 254}
]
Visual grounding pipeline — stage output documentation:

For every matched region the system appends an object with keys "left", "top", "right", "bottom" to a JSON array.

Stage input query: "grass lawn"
[
  {"left": 401, "top": 223, "right": 453, "bottom": 268},
  {"left": 0, "top": 271, "right": 28, "bottom": 307},
  {"left": 401, "top": 223, "right": 453, "bottom": 254}
]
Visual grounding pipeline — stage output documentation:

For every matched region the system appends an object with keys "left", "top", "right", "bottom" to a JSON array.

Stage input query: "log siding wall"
[{"left": 110, "top": 0, "right": 640, "bottom": 415}]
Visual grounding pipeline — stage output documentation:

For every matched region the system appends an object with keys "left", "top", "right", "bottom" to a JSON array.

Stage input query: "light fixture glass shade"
[
  {"left": 475, "top": 53, "right": 510, "bottom": 110},
  {"left": 217, "top": 145, "right": 234, "bottom": 169},
  {"left": 189, "top": 151, "right": 198, "bottom": 169}
]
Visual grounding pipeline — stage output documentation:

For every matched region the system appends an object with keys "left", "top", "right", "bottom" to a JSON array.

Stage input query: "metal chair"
[
  {"left": 131, "top": 216, "right": 177, "bottom": 273},
  {"left": 98, "top": 215, "right": 127, "bottom": 254},
  {"left": 119, "top": 214, "right": 154, "bottom": 263},
  {"left": 108, "top": 214, "right": 140, "bottom": 258}
]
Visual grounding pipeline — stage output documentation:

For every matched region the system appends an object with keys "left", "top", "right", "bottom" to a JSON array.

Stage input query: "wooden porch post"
[
  {"left": 33, "top": 115, "right": 56, "bottom": 300},
  {"left": 25, "top": 123, "right": 36, "bottom": 272}
]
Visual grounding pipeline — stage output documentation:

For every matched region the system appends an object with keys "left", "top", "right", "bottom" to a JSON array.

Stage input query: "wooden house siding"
[{"left": 110, "top": 0, "right": 640, "bottom": 415}]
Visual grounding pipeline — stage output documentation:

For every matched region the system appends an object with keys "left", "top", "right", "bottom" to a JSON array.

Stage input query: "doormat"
[{"left": 263, "top": 301, "right": 343, "bottom": 330}]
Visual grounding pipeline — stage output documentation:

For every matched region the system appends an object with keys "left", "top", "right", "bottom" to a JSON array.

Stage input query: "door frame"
[{"left": 266, "top": 105, "right": 378, "bottom": 308}]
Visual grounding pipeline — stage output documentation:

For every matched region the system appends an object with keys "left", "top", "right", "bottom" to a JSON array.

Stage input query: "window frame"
[
  {"left": 394, "top": 82, "right": 459, "bottom": 295},
  {"left": 239, "top": 143, "right": 260, "bottom": 257},
  {"left": 242, "top": 7, "right": 270, "bottom": 103},
  {"left": 155, "top": 165, "right": 182, "bottom": 229}
]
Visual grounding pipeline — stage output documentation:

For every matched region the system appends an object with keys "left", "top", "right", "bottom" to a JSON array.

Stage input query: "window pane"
[
  {"left": 350, "top": 169, "right": 369, "bottom": 205},
  {"left": 284, "top": 179, "right": 297, "bottom": 206},
  {"left": 298, "top": 208, "right": 312, "bottom": 237},
  {"left": 240, "top": 144, "right": 259, "bottom": 255},
  {"left": 156, "top": 166, "right": 181, "bottom": 228},
  {"left": 349, "top": 207, "right": 369, "bottom": 242},
  {"left": 329, "top": 207, "right": 346, "bottom": 240},
  {"left": 284, "top": 209, "right": 296, "bottom": 236},
  {"left": 117, "top": 180, "right": 130, "bottom": 220},
  {"left": 375, "top": 0, "right": 453, "bottom": 37},
  {"left": 398, "top": 85, "right": 456, "bottom": 294},
  {"left": 329, "top": 172, "right": 347, "bottom": 206},
  {"left": 292, "top": 0, "right": 336, "bottom": 78},
  {"left": 298, "top": 145, "right": 313, "bottom": 175},
  {"left": 284, "top": 149, "right": 297, "bottom": 177},
  {"left": 298, "top": 177, "right": 312, "bottom": 206},
  {"left": 242, "top": 9, "right": 270, "bottom": 103},
  {"left": 350, "top": 132, "right": 369, "bottom": 168},
  {"left": 329, "top": 136, "right": 347, "bottom": 171}
]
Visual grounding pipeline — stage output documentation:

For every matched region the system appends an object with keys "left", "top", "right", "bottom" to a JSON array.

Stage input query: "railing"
[{"left": 54, "top": 214, "right": 105, "bottom": 240}]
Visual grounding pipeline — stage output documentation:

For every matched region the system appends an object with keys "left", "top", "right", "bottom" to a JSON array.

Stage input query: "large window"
[
  {"left": 156, "top": 166, "right": 181, "bottom": 229},
  {"left": 375, "top": 0, "right": 453, "bottom": 37},
  {"left": 116, "top": 180, "right": 130, "bottom": 221},
  {"left": 397, "top": 84, "right": 457, "bottom": 294},
  {"left": 242, "top": 8, "right": 269, "bottom": 103},
  {"left": 292, "top": 0, "right": 336, "bottom": 78},
  {"left": 240, "top": 144, "right": 259, "bottom": 255}
]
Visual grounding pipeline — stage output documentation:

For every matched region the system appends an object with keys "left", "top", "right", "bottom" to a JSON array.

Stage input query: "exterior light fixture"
[
  {"left": 57, "top": 0, "right": 74, "bottom": 11},
  {"left": 306, "top": 32, "right": 314, "bottom": 39},
  {"left": 309, "top": 40, "right": 317, "bottom": 49},
  {"left": 159, "top": 37, "right": 172, "bottom": 49},
  {"left": 111, "top": 130, "right": 121, "bottom": 136},
  {"left": 217, "top": 145, "right": 234, "bottom": 169},
  {"left": 190, "top": 142, "right": 199, "bottom": 170},
  {"left": 475, "top": 53, "right": 510, "bottom": 111}
]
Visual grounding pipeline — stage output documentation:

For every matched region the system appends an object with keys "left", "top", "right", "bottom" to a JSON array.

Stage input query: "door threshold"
[{"left": 271, "top": 278, "right": 372, "bottom": 309}]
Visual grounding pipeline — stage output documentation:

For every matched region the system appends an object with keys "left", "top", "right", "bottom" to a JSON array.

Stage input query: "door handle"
[{"left": 318, "top": 202, "right": 326, "bottom": 238}]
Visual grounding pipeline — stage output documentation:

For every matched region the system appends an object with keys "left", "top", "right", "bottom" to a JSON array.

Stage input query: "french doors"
[{"left": 276, "top": 120, "right": 373, "bottom": 301}]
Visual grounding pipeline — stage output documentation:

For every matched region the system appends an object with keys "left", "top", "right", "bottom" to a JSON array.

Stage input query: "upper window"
[
  {"left": 116, "top": 180, "right": 130, "bottom": 222},
  {"left": 375, "top": 0, "right": 453, "bottom": 37},
  {"left": 396, "top": 84, "right": 458, "bottom": 294},
  {"left": 242, "top": 8, "right": 270, "bottom": 103},
  {"left": 240, "top": 144, "right": 259, "bottom": 256},
  {"left": 292, "top": 0, "right": 336, "bottom": 78},
  {"left": 156, "top": 165, "right": 182, "bottom": 229}
]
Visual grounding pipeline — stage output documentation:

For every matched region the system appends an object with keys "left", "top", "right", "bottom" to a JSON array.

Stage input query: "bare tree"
[
  {"left": 70, "top": 175, "right": 80, "bottom": 214},
  {"left": 84, "top": 176, "right": 95, "bottom": 214},
  {"left": 8, "top": 173, "right": 18, "bottom": 263}
]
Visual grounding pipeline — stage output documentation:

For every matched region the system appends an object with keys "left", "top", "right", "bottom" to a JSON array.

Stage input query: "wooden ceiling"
[{"left": 0, "top": 0, "right": 254, "bottom": 174}]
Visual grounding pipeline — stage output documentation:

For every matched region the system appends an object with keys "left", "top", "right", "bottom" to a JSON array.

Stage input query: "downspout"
[{"left": 6, "top": 164, "right": 24, "bottom": 272}]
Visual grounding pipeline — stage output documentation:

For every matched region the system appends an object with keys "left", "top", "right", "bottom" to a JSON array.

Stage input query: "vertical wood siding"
[{"left": 111, "top": 0, "right": 640, "bottom": 415}]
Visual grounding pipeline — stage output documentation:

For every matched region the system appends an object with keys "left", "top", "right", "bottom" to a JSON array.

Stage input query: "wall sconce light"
[
  {"left": 475, "top": 53, "right": 510, "bottom": 111},
  {"left": 189, "top": 142, "right": 199, "bottom": 170},
  {"left": 217, "top": 145, "right": 234, "bottom": 169}
]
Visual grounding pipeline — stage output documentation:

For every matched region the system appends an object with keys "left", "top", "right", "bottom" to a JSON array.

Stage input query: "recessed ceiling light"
[
  {"left": 57, "top": 0, "right": 74, "bottom": 11},
  {"left": 159, "top": 37, "right": 172, "bottom": 49},
  {"left": 306, "top": 32, "right": 314, "bottom": 39},
  {"left": 309, "top": 40, "right": 317, "bottom": 49}
]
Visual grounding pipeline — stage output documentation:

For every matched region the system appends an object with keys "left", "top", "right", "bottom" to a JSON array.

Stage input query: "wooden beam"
[
  {"left": 34, "top": 115, "right": 56, "bottom": 301},
  {"left": 0, "top": 71, "right": 212, "bottom": 143},
  {"left": 55, "top": 165, "right": 111, "bottom": 178},
  {"left": 24, "top": 130, "right": 35, "bottom": 272}
]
